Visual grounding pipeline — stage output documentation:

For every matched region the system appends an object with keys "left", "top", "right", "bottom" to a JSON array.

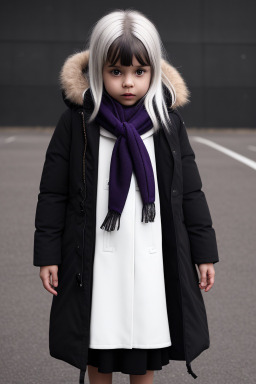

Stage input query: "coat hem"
[
  {"left": 50, "top": 350, "right": 86, "bottom": 371},
  {"left": 89, "top": 341, "right": 172, "bottom": 349},
  {"left": 186, "top": 342, "right": 210, "bottom": 365}
]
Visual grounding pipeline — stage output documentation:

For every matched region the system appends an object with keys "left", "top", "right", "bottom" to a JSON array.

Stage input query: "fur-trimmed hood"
[{"left": 59, "top": 49, "right": 190, "bottom": 109}]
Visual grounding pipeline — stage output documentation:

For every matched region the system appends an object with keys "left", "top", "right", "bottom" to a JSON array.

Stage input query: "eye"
[
  {"left": 136, "top": 69, "right": 146, "bottom": 76},
  {"left": 111, "top": 69, "right": 121, "bottom": 76}
]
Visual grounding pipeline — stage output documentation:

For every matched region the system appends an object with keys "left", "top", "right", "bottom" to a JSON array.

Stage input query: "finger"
[
  {"left": 205, "top": 275, "right": 215, "bottom": 292},
  {"left": 42, "top": 276, "right": 58, "bottom": 296},
  {"left": 51, "top": 269, "right": 58, "bottom": 288},
  {"left": 199, "top": 271, "right": 207, "bottom": 289}
]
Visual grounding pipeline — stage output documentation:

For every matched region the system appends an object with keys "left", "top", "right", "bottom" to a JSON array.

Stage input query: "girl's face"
[{"left": 103, "top": 55, "right": 151, "bottom": 106}]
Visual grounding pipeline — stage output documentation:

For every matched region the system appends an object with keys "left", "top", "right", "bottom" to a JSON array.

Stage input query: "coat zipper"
[{"left": 76, "top": 110, "right": 87, "bottom": 288}]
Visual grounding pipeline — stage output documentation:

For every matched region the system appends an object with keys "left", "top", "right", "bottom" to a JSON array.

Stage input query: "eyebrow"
[{"left": 107, "top": 64, "right": 148, "bottom": 68}]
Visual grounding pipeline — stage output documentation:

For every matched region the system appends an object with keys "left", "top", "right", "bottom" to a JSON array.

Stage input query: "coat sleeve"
[
  {"left": 173, "top": 110, "right": 219, "bottom": 265},
  {"left": 33, "top": 109, "right": 72, "bottom": 267}
]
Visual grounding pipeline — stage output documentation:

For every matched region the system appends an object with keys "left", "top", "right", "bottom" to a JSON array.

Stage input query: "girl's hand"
[
  {"left": 39, "top": 265, "right": 58, "bottom": 296},
  {"left": 197, "top": 263, "right": 215, "bottom": 292}
]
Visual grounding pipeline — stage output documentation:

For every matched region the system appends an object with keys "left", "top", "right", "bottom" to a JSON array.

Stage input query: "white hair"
[{"left": 85, "top": 8, "right": 176, "bottom": 133}]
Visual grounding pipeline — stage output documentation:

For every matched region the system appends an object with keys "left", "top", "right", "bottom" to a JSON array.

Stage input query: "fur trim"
[{"left": 59, "top": 49, "right": 190, "bottom": 108}]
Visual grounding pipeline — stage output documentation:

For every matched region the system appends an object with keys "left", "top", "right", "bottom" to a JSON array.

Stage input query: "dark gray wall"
[{"left": 1, "top": 0, "right": 255, "bottom": 127}]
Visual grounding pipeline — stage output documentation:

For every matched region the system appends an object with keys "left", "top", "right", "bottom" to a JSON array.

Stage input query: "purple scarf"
[{"left": 95, "top": 89, "right": 156, "bottom": 231}]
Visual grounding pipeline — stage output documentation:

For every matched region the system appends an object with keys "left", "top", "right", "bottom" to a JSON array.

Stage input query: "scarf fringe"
[
  {"left": 141, "top": 202, "right": 156, "bottom": 223},
  {"left": 100, "top": 210, "right": 121, "bottom": 231}
]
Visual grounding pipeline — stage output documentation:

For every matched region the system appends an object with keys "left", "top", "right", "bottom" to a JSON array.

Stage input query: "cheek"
[
  {"left": 104, "top": 75, "right": 118, "bottom": 91},
  {"left": 143, "top": 76, "right": 151, "bottom": 91},
  {"left": 103, "top": 73, "right": 109, "bottom": 86}
]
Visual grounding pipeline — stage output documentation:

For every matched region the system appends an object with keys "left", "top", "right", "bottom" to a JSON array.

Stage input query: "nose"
[{"left": 123, "top": 74, "right": 134, "bottom": 88}]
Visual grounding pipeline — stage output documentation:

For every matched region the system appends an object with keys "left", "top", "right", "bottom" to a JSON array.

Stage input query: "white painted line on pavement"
[
  {"left": 5, "top": 136, "right": 16, "bottom": 143},
  {"left": 192, "top": 136, "right": 256, "bottom": 171}
]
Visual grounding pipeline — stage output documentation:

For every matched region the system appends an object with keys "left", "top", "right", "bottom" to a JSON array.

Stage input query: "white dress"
[{"left": 89, "top": 126, "right": 172, "bottom": 349}]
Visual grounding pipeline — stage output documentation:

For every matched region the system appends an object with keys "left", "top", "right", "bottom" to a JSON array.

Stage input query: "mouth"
[{"left": 121, "top": 93, "right": 135, "bottom": 98}]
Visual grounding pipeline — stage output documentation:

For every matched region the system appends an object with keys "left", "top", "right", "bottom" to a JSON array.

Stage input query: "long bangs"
[{"left": 106, "top": 35, "right": 151, "bottom": 67}]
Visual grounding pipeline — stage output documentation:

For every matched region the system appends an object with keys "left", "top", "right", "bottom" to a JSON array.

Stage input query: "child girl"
[{"left": 33, "top": 8, "right": 219, "bottom": 384}]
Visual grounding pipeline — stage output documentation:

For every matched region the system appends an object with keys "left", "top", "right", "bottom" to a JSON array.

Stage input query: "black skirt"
[{"left": 87, "top": 346, "right": 171, "bottom": 375}]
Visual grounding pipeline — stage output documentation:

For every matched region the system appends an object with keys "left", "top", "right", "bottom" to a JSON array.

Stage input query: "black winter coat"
[{"left": 33, "top": 50, "right": 219, "bottom": 383}]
